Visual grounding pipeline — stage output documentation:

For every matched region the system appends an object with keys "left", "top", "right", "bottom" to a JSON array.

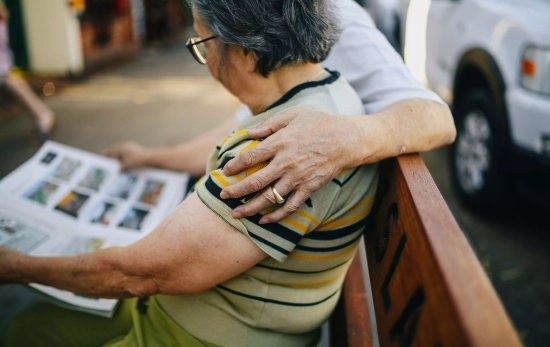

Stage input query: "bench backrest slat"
[
  {"left": 330, "top": 251, "right": 374, "bottom": 347},
  {"left": 333, "top": 155, "right": 522, "bottom": 347}
]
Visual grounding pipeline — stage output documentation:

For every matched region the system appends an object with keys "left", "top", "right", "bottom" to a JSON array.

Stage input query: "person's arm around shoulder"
[
  {"left": 221, "top": 99, "right": 455, "bottom": 223},
  {"left": 0, "top": 192, "right": 267, "bottom": 298},
  {"left": 218, "top": 1, "right": 456, "bottom": 223}
]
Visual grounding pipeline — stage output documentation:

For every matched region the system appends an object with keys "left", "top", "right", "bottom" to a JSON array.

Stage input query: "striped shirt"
[{"left": 157, "top": 70, "right": 379, "bottom": 347}]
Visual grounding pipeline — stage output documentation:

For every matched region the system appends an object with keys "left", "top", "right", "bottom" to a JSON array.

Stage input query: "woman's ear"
[{"left": 242, "top": 48, "right": 258, "bottom": 74}]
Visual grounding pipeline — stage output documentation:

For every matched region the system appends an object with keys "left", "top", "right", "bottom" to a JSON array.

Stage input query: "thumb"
[{"left": 247, "top": 109, "right": 299, "bottom": 138}]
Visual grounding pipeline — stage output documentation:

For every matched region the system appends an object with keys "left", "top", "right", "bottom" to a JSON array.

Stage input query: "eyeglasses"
[{"left": 186, "top": 35, "right": 218, "bottom": 65}]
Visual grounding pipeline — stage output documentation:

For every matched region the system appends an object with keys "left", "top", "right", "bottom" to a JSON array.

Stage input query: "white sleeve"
[{"left": 323, "top": 0, "right": 445, "bottom": 114}]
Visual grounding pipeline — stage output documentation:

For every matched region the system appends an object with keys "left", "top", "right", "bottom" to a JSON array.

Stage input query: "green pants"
[{"left": 4, "top": 296, "right": 218, "bottom": 347}]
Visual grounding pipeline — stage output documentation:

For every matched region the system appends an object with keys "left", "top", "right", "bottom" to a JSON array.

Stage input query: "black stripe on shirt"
[
  {"left": 217, "top": 285, "right": 340, "bottom": 307},
  {"left": 217, "top": 156, "right": 235, "bottom": 170},
  {"left": 254, "top": 260, "right": 349, "bottom": 274},
  {"left": 205, "top": 177, "right": 303, "bottom": 245},
  {"left": 265, "top": 70, "right": 340, "bottom": 111},
  {"left": 217, "top": 139, "right": 250, "bottom": 160},
  {"left": 332, "top": 167, "right": 360, "bottom": 187},
  {"left": 304, "top": 216, "right": 369, "bottom": 241},
  {"left": 295, "top": 231, "right": 363, "bottom": 253},
  {"left": 249, "top": 231, "right": 290, "bottom": 256}
]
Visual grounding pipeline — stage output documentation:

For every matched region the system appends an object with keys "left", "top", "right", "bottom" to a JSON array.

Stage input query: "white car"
[{"left": 399, "top": 0, "right": 550, "bottom": 210}]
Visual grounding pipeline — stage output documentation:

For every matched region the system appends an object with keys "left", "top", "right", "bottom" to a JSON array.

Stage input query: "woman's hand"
[
  {"left": 103, "top": 142, "right": 152, "bottom": 170},
  {"left": 221, "top": 99, "right": 455, "bottom": 223},
  {"left": 0, "top": 246, "right": 23, "bottom": 285},
  {"left": 221, "top": 108, "right": 367, "bottom": 224}
]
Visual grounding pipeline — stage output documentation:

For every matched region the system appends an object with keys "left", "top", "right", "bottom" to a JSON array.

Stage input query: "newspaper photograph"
[{"left": 0, "top": 141, "right": 190, "bottom": 317}]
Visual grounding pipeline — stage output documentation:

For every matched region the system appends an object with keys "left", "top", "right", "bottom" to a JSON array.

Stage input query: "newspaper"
[{"left": 0, "top": 141, "right": 190, "bottom": 317}]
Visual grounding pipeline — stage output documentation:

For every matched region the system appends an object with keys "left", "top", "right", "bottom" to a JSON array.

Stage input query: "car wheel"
[{"left": 451, "top": 89, "right": 510, "bottom": 211}]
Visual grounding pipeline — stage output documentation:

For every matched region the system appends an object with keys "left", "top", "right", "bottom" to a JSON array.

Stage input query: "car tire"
[{"left": 451, "top": 88, "right": 511, "bottom": 211}]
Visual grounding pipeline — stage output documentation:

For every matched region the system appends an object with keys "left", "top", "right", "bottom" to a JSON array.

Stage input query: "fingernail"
[
  {"left": 220, "top": 191, "right": 228, "bottom": 199},
  {"left": 259, "top": 217, "right": 268, "bottom": 224},
  {"left": 233, "top": 211, "right": 242, "bottom": 219}
]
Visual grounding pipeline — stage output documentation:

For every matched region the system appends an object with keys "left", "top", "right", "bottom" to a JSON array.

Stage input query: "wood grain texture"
[
  {"left": 331, "top": 154, "right": 522, "bottom": 347},
  {"left": 364, "top": 155, "right": 522, "bottom": 347},
  {"left": 330, "top": 251, "right": 374, "bottom": 347}
]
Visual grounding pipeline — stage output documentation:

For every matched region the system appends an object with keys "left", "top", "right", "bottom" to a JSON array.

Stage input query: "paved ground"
[
  {"left": 0, "top": 39, "right": 549, "bottom": 346},
  {"left": 422, "top": 149, "right": 550, "bottom": 346}
]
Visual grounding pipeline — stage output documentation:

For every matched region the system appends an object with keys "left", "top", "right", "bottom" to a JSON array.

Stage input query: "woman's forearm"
[
  {"left": 145, "top": 118, "right": 235, "bottom": 176},
  {"left": 219, "top": 98, "right": 456, "bottom": 222},
  {"left": 352, "top": 98, "right": 456, "bottom": 166},
  {"left": 7, "top": 247, "right": 157, "bottom": 299}
]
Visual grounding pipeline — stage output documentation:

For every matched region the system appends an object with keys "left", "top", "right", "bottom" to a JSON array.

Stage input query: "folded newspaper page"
[{"left": 0, "top": 141, "right": 190, "bottom": 317}]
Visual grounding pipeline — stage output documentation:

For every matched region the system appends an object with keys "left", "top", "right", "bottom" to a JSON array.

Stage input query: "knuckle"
[
  {"left": 239, "top": 204, "right": 254, "bottom": 216},
  {"left": 242, "top": 151, "right": 257, "bottom": 167},
  {"left": 307, "top": 175, "right": 326, "bottom": 191},
  {"left": 262, "top": 190, "right": 276, "bottom": 204},
  {"left": 284, "top": 202, "right": 300, "bottom": 213},
  {"left": 249, "top": 176, "right": 265, "bottom": 192},
  {"left": 261, "top": 117, "right": 273, "bottom": 127}
]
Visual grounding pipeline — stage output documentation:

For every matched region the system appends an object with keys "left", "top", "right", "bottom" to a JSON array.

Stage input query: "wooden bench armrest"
[{"left": 331, "top": 154, "right": 522, "bottom": 347}]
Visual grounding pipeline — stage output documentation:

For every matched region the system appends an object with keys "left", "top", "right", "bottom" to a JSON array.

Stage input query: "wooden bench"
[{"left": 329, "top": 154, "right": 522, "bottom": 347}]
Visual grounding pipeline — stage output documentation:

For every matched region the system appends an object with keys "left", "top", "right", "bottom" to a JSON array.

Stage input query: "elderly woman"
[
  {"left": 1, "top": 0, "right": 378, "bottom": 346},
  {"left": 105, "top": 0, "right": 455, "bottom": 224}
]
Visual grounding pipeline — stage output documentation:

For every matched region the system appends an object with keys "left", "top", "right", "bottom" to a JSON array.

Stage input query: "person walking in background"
[{"left": 0, "top": 0, "right": 55, "bottom": 141}]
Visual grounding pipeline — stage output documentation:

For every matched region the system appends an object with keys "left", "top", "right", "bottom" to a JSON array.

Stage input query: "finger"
[
  {"left": 259, "top": 189, "right": 311, "bottom": 224},
  {"left": 231, "top": 186, "right": 275, "bottom": 219},
  {"left": 232, "top": 179, "right": 294, "bottom": 218},
  {"left": 246, "top": 110, "right": 298, "bottom": 138},
  {"left": 102, "top": 148, "right": 116, "bottom": 157},
  {"left": 222, "top": 139, "right": 275, "bottom": 177},
  {"left": 103, "top": 145, "right": 124, "bottom": 158},
  {"left": 106, "top": 151, "right": 125, "bottom": 163},
  {"left": 220, "top": 162, "right": 280, "bottom": 199}
]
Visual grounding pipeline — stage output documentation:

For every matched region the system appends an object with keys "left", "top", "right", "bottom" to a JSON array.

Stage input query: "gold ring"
[{"left": 272, "top": 187, "right": 285, "bottom": 205}]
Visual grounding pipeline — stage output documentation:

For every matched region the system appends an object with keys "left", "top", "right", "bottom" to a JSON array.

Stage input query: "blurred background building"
[{"left": 4, "top": 0, "right": 188, "bottom": 77}]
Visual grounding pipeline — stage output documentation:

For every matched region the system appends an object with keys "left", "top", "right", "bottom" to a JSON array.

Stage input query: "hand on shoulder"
[{"left": 221, "top": 108, "right": 366, "bottom": 223}]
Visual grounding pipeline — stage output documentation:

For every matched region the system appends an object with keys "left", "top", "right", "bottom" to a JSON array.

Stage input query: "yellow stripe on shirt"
[
  {"left": 317, "top": 205, "right": 373, "bottom": 231},
  {"left": 241, "top": 140, "right": 260, "bottom": 152},
  {"left": 322, "top": 194, "right": 375, "bottom": 226},
  {"left": 282, "top": 210, "right": 321, "bottom": 234},
  {"left": 295, "top": 210, "right": 320, "bottom": 227},
  {"left": 282, "top": 216, "right": 309, "bottom": 233},
  {"left": 273, "top": 273, "right": 343, "bottom": 287},
  {"left": 211, "top": 170, "right": 231, "bottom": 187},
  {"left": 223, "top": 130, "right": 248, "bottom": 144},
  {"left": 288, "top": 240, "right": 360, "bottom": 261}
]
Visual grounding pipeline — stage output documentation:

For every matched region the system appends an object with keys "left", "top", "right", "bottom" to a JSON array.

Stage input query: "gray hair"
[{"left": 190, "top": 0, "right": 341, "bottom": 77}]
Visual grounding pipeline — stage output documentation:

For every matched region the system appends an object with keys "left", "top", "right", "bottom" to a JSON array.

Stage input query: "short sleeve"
[{"left": 196, "top": 138, "right": 337, "bottom": 262}]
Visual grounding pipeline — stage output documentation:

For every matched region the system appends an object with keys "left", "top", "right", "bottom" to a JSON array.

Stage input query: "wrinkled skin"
[
  {"left": 222, "top": 108, "right": 366, "bottom": 224},
  {"left": 0, "top": 246, "right": 21, "bottom": 285},
  {"left": 222, "top": 99, "right": 456, "bottom": 223}
]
